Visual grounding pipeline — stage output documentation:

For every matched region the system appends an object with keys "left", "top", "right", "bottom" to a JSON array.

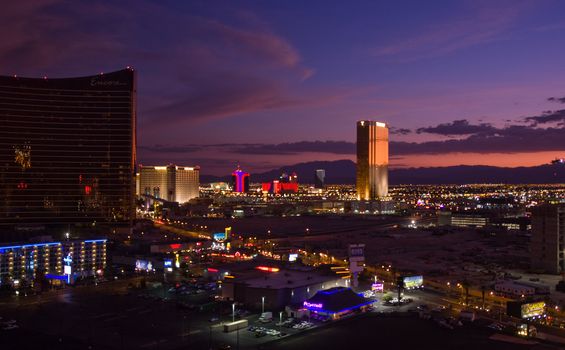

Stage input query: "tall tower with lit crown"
[
  {"left": 231, "top": 165, "right": 250, "bottom": 193},
  {"left": 356, "top": 120, "right": 388, "bottom": 200}
]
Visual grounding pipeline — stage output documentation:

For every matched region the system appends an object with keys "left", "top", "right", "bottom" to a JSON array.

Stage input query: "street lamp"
[
  {"left": 232, "top": 303, "right": 235, "bottom": 323},
  {"left": 261, "top": 296, "right": 265, "bottom": 314}
]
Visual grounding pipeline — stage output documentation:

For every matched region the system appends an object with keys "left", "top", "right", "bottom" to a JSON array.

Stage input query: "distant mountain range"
[{"left": 201, "top": 160, "right": 565, "bottom": 185}]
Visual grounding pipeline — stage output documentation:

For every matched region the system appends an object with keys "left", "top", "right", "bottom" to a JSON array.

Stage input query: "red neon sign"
[
  {"left": 169, "top": 243, "right": 181, "bottom": 250},
  {"left": 207, "top": 268, "right": 219, "bottom": 273}
]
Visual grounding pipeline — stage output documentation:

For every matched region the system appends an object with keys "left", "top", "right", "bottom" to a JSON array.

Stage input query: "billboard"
[
  {"left": 521, "top": 301, "right": 545, "bottom": 318},
  {"left": 507, "top": 301, "right": 546, "bottom": 319},
  {"left": 403, "top": 275, "right": 424, "bottom": 289},
  {"left": 135, "top": 260, "right": 153, "bottom": 271}
]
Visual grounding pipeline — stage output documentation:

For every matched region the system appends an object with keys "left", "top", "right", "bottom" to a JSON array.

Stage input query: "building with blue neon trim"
[
  {"left": 0, "top": 238, "right": 107, "bottom": 287},
  {"left": 302, "top": 287, "right": 374, "bottom": 319}
]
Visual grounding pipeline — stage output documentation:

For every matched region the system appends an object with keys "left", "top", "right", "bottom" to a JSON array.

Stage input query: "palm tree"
[
  {"left": 396, "top": 276, "right": 404, "bottom": 305},
  {"left": 461, "top": 279, "right": 470, "bottom": 306}
]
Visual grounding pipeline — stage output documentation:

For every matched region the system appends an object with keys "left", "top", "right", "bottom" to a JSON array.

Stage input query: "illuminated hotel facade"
[
  {"left": 232, "top": 166, "right": 250, "bottom": 193},
  {"left": 0, "top": 69, "right": 136, "bottom": 239},
  {"left": 356, "top": 121, "right": 389, "bottom": 200},
  {"left": 0, "top": 239, "right": 106, "bottom": 287},
  {"left": 138, "top": 165, "right": 200, "bottom": 203}
]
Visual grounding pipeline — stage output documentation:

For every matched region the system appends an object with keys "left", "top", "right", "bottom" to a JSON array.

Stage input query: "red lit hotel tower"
[
  {"left": 231, "top": 166, "right": 250, "bottom": 193},
  {"left": 356, "top": 121, "right": 389, "bottom": 200}
]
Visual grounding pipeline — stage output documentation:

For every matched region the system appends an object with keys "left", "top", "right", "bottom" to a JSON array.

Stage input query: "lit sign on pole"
[
  {"left": 63, "top": 253, "right": 73, "bottom": 284},
  {"left": 371, "top": 282, "right": 384, "bottom": 292},
  {"left": 349, "top": 246, "right": 364, "bottom": 257},
  {"left": 63, "top": 253, "right": 72, "bottom": 266},
  {"left": 289, "top": 253, "right": 298, "bottom": 262},
  {"left": 213, "top": 232, "right": 227, "bottom": 242},
  {"left": 303, "top": 301, "right": 323, "bottom": 309},
  {"left": 164, "top": 260, "right": 172, "bottom": 267}
]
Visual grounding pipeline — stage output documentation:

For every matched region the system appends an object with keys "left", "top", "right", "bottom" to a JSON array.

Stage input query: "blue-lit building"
[
  {"left": 0, "top": 239, "right": 106, "bottom": 287},
  {"left": 302, "top": 287, "right": 374, "bottom": 319}
]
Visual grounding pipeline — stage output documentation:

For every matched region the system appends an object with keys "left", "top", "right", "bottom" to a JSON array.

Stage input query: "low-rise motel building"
[{"left": 0, "top": 239, "right": 107, "bottom": 288}]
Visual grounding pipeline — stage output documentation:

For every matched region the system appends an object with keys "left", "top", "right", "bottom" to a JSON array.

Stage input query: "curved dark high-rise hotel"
[{"left": 0, "top": 69, "right": 136, "bottom": 241}]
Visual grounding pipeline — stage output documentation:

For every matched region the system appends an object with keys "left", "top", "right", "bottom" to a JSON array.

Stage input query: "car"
[
  {"left": 2, "top": 324, "right": 18, "bottom": 331},
  {"left": 269, "top": 330, "right": 280, "bottom": 336},
  {"left": 488, "top": 323, "right": 504, "bottom": 331},
  {"left": 3, "top": 320, "right": 16, "bottom": 324},
  {"left": 209, "top": 317, "right": 219, "bottom": 322},
  {"left": 255, "top": 331, "right": 267, "bottom": 338}
]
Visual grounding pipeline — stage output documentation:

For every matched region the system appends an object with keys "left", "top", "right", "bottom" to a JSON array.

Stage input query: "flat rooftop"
[{"left": 240, "top": 269, "right": 340, "bottom": 289}]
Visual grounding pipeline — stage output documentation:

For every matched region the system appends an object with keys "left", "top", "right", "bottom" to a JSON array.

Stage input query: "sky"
[{"left": 2, "top": 0, "right": 565, "bottom": 175}]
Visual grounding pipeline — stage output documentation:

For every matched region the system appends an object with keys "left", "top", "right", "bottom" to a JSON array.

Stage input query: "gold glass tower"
[{"left": 356, "top": 121, "right": 388, "bottom": 200}]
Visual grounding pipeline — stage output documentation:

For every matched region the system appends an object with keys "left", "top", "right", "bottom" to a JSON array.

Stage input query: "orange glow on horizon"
[{"left": 391, "top": 151, "right": 562, "bottom": 169}]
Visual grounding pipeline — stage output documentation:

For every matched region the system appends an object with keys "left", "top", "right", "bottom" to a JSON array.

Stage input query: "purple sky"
[{"left": 2, "top": 0, "right": 565, "bottom": 175}]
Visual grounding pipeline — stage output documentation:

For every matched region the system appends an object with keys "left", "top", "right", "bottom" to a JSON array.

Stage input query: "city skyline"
[
  {"left": 2, "top": 1, "right": 565, "bottom": 175},
  {"left": 3, "top": 3, "right": 565, "bottom": 350}
]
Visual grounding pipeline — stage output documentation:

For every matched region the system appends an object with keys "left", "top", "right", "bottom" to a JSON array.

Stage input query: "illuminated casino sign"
[
  {"left": 213, "top": 232, "right": 227, "bottom": 242},
  {"left": 90, "top": 76, "right": 127, "bottom": 87},
  {"left": 303, "top": 301, "right": 323, "bottom": 309}
]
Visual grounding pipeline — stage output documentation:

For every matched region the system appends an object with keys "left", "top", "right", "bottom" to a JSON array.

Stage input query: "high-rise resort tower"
[
  {"left": 356, "top": 121, "right": 389, "bottom": 200},
  {"left": 0, "top": 69, "right": 136, "bottom": 241},
  {"left": 231, "top": 165, "right": 250, "bottom": 193}
]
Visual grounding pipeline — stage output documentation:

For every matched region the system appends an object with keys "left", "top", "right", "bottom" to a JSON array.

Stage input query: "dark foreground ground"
[
  {"left": 2, "top": 311, "right": 561, "bottom": 350},
  {"left": 265, "top": 313, "right": 559, "bottom": 350}
]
